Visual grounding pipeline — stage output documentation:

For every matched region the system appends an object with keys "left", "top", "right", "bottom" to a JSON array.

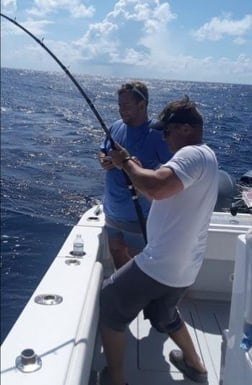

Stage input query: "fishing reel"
[
  {"left": 230, "top": 171, "right": 252, "bottom": 216},
  {"left": 215, "top": 170, "right": 252, "bottom": 216}
]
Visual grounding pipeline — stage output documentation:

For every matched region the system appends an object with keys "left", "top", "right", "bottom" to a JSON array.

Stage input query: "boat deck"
[{"left": 90, "top": 297, "right": 230, "bottom": 385}]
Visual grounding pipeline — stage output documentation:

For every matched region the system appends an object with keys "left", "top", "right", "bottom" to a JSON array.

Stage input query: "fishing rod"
[{"left": 1, "top": 12, "right": 147, "bottom": 243}]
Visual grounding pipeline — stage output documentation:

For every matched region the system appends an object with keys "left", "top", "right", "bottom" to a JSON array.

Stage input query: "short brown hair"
[{"left": 118, "top": 81, "right": 148, "bottom": 104}]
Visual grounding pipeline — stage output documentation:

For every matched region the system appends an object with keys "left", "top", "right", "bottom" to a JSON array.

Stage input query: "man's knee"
[
  {"left": 145, "top": 306, "right": 183, "bottom": 334},
  {"left": 100, "top": 282, "right": 128, "bottom": 332},
  {"left": 150, "top": 316, "right": 183, "bottom": 334}
]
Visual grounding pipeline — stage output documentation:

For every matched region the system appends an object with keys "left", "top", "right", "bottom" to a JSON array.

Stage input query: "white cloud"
[
  {"left": 1, "top": 0, "right": 17, "bottom": 13},
  {"left": 110, "top": 47, "right": 147, "bottom": 65},
  {"left": 158, "top": 53, "right": 252, "bottom": 83},
  {"left": 70, "top": 2, "right": 251, "bottom": 83},
  {"left": 233, "top": 37, "right": 246, "bottom": 45},
  {"left": 23, "top": 19, "right": 54, "bottom": 36},
  {"left": 192, "top": 14, "right": 252, "bottom": 42},
  {"left": 1, "top": 1, "right": 251, "bottom": 84},
  {"left": 27, "top": 0, "right": 95, "bottom": 18},
  {"left": 47, "top": 39, "right": 84, "bottom": 64},
  {"left": 75, "top": 0, "right": 176, "bottom": 65},
  {"left": 107, "top": 0, "right": 176, "bottom": 33},
  {"left": 74, "top": 21, "right": 119, "bottom": 59},
  {"left": 1, "top": 17, "right": 53, "bottom": 37}
]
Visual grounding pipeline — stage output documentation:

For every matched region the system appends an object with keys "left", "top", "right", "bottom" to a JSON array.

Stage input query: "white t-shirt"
[{"left": 135, "top": 144, "right": 218, "bottom": 287}]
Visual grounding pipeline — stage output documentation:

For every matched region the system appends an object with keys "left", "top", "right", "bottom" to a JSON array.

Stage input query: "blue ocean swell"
[{"left": 1, "top": 68, "right": 251, "bottom": 343}]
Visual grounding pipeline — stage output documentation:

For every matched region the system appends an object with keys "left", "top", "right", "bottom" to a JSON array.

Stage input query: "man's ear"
[
  {"left": 182, "top": 123, "right": 191, "bottom": 134},
  {"left": 139, "top": 99, "right": 146, "bottom": 109}
]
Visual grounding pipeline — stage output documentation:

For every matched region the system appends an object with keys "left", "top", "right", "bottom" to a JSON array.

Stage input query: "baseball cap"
[{"left": 151, "top": 95, "right": 203, "bottom": 130}]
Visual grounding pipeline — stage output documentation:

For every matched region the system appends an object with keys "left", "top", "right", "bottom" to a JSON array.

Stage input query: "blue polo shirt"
[{"left": 101, "top": 119, "right": 171, "bottom": 222}]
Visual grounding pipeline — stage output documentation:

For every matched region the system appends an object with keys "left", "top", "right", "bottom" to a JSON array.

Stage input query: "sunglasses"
[{"left": 123, "top": 83, "right": 147, "bottom": 102}]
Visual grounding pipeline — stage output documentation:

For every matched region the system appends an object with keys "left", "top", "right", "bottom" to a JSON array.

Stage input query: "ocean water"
[{"left": 1, "top": 67, "right": 251, "bottom": 343}]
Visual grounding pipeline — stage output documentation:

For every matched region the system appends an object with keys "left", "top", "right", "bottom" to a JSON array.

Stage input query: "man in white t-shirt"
[{"left": 99, "top": 96, "right": 218, "bottom": 385}]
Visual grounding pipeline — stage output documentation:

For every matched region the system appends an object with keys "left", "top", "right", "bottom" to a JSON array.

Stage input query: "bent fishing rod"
[{"left": 1, "top": 12, "right": 147, "bottom": 243}]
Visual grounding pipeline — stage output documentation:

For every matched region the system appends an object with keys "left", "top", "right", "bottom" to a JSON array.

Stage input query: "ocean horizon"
[{"left": 1, "top": 67, "right": 251, "bottom": 343}]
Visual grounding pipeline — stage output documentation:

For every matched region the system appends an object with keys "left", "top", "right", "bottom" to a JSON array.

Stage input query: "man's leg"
[
  {"left": 108, "top": 236, "right": 144, "bottom": 269},
  {"left": 108, "top": 237, "right": 131, "bottom": 269},
  {"left": 100, "top": 259, "right": 155, "bottom": 385},
  {"left": 100, "top": 324, "right": 126, "bottom": 385},
  {"left": 106, "top": 221, "right": 145, "bottom": 269},
  {"left": 169, "top": 322, "right": 207, "bottom": 373}
]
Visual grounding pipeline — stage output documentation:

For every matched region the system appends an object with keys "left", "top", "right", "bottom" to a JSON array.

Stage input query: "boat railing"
[{"left": 220, "top": 230, "right": 252, "bottom": 385}]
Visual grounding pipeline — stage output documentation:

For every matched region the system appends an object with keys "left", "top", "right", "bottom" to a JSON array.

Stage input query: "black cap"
[{"left": 151, "top": 95, "right": 203, "bottom": 130}]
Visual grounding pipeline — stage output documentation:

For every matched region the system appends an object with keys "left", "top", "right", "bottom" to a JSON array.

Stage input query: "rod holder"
[{"left": 16, "top": 348, "right": 42, "bottom": 373}]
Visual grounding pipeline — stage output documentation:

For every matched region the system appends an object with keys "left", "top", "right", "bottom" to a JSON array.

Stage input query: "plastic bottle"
[{"left": 72, "top": 234, "right": 84, "bottom": 256}]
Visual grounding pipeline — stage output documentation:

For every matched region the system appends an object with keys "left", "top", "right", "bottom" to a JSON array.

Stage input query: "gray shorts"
[{"left": 100, "top": 259, "right": 189, "bottom": 334}]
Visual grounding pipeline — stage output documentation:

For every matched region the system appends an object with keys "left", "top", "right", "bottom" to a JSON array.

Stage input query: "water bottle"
[{"left": 72, "top": 234, "right": 84, "bottom": 256}]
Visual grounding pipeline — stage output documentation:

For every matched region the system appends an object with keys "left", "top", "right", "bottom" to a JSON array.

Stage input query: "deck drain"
[
  {"left": 87, "top": 216, "right": 99, "bottom": 221},
  {"left": 34, "top": 294, "right": 63, "bottom": 305},
  {"left": 65, "top": 258, "right": 81, "bottom": 266}
]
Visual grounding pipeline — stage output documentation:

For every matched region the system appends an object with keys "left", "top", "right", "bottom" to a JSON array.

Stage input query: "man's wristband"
[{"left": 122, "top": 156, "right": 132, "bottom": 164}]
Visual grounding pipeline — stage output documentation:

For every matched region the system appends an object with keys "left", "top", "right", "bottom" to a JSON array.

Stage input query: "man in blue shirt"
[{"left": 99, "top": 81, "right": 170, "bottom": 269}]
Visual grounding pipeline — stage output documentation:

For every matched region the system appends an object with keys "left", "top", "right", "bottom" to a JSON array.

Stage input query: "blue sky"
[{"left": 1, "top": 0, "right": 252, "bottom": 84}]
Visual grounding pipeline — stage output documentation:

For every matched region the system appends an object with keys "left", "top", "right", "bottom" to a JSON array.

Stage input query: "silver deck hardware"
[
  {"left": 16, "top": 348, "right": 42, "bottom": 373},
  {"left": 93, "top": 204, "right": 102, "bottom": 216},
  {"left": 34, "top": 294, "right": 63, "bottom": 305}
]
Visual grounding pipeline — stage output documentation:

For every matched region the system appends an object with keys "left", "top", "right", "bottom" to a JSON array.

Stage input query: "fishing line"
[{"left": 1, "top": 13, "right": 147, "bottom": 242}]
